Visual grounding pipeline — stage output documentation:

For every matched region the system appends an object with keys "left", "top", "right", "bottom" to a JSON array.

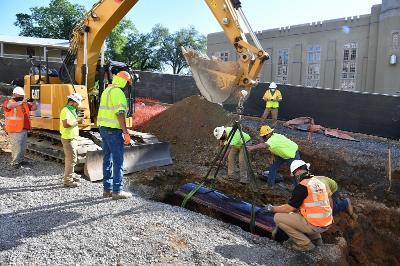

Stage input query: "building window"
[
  {"left": 27, "top": 47, "right": 35, "bottom": 57},
  {"left": 305, "top": 46, "right": 321, "bottom": 87},
  {"left": 393, "top": 32, "right": 399, "bottom": 51},
  {"left": 340, "top": 42, "right": 357, "bottom": 91},
  {"left": 214, "top": 51, "right": 229, "bottom": 61},
  {"left": 276, "top": 49, "right": 289, "bottom": 84}
]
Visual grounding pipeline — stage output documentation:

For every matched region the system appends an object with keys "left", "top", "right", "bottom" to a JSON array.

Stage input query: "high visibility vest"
[
  {"left": 4, "top": 100, "right": 30, "bottom": 133},
  {"left": 97, "top": 85, "right": 127, "bottom": 129},
  {"left": 266, "top": 133, "right": 298, "bottom": 159},
  {"left": 263, "top": 89, "right": 282, "bottom": 108},
  {"left": 225, "top": 127, "right": 251, "bottom": 149},
  {"left": 299, "top": 177, "right": 333, "bottom": 227}
]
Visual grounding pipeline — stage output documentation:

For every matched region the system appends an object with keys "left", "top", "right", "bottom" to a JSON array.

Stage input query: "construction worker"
[
  {"left": 97, "top": 71, "right": 133, "bottom": 200},
  {"left": 247, "top": 125, "right": 300, "bottom": 186},
  {"left": 3, "top": 86, "right": 37, "bottom": 168},
  {"left": 261, "top": 82, "right": 282, "bottom": 128},
  {"left": 59, "top": 93, "right": 84, "bottom": 188},
  {"left": 314, "top": 175, "right": 356, "bottom": 219},
  {"left": 213, "top": 126, "right": 251, "bottom": 184},
  {"left": 265, "top": 160, "right": 333, "bottom": 251}
]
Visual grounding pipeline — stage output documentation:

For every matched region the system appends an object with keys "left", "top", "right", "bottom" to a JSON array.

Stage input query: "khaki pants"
[
  {"left": 9, "top": 130, "right": 27, "bottom": 165},
  {"left": 274, "top": 212, "right": 327, "bottom": 248},
  {"left": 227, "top": 147, "right": 248, "bottom": 182},
  {"left": 61, "top": 138, "right": 78, "bottom": 185},
  {"left": 261, "top": 108, "right": 278, "bottom": 127}
]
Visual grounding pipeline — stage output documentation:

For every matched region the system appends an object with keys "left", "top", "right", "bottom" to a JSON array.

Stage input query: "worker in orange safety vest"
[
  {"left": 263, "top": 160, "right": 333, "bottom": 252},
  {"left": 3, "top": 86, "right": 37, "bottom": 168}
]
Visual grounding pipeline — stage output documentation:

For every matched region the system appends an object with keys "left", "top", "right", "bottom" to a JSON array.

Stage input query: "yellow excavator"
[{"left": 23, "top": 0, "right": 269, "bottom": 180}]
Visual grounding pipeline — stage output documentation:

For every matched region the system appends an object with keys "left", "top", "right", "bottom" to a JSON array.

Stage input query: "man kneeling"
[{"left": 265, "top": 160, "right": 333, "bottom": 251}]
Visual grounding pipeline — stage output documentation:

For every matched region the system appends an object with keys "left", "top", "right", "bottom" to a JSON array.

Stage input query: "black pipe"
[{"left": 176, "top": 183, "right": 282, "bottom": 238}]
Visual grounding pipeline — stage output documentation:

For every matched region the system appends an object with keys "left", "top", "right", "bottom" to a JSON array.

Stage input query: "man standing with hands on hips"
[
  {"left": 97, "top": 71, "right": 133, "bottom": 200},
  {"left": 261, "top": 82, "right": 282, "bottom": 128}
]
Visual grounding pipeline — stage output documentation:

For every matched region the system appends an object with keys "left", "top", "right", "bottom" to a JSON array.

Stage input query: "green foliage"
[
  {"left": 122, "top": 24, "right": 169, "bottom": 71},
  {"left": 160, "top": 26, "right": 207, "bottom": 74},
  {"left": 14, "top": 0, "right": 85, "bottom": 39},
  {"left": 105, "top": 19, "right": 138, "bottom": 62}
]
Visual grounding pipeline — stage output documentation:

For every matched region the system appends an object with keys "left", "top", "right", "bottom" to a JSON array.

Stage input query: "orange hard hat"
[{"left": 116, "top": 71, "right": 132, "bottom": 85}]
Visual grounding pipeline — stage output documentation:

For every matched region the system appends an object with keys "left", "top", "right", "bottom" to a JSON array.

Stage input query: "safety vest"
[
  {"left": 97, "top": 85, "right": 127, "bottom": 129},
  {"left": 266, "top": 133, "right": 298, "bottom": 159},
  {"left": 263, "top": 89, "right": 282, "bottom": 108},
  {"left": 225, "top": 127, "right": 251, "bottom": 149},
  {"left": 299, "top": 177, "right": 333, "bottom": 227},
  {"left": 4, "top": 100, "right": 30, "bottom": 133}
]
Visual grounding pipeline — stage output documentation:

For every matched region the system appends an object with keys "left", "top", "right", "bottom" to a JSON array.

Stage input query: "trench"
[{"left": 126, "top": 154, "right": 400, "bottom": 265}]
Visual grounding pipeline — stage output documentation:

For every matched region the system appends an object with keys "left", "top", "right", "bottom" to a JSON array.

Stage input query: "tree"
[
  {"left": 14, "top": 0, "right": 85, "bottom": 39},
  {"left": 160, "top": 26, "right": 206, "bottom": 74},
  {"left": 105, "top": 19, "right": 138, "bottom": 62},
  {"left": 122, "top": 24, "right": 169, "bottom": 71}
]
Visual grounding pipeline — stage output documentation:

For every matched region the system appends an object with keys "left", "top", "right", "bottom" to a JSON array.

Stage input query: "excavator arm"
[{"left": 61, "top": 0, "right": 269, "bottom": 103}]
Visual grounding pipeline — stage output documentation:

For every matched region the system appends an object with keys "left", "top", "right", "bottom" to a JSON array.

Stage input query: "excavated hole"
[{"left": 127, "top": 153, "right": 400, "bottom": 265}]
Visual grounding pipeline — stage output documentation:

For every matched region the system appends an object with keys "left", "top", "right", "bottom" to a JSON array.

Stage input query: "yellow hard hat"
[{"left": 259, "top": 125, "right": 274, "bottom": 136}]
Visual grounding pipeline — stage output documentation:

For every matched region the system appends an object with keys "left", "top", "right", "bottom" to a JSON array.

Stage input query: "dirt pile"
[{"left": 143, "top": 95, "right": 233, "bottom": 164}]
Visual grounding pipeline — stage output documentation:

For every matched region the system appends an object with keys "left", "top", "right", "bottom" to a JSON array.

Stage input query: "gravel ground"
[{"left": 0, "top": 153, "right": 345, "bottom": 265}]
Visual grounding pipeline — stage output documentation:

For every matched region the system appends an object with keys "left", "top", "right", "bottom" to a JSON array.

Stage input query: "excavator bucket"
[
  {"left": 84, "top": 142, "right": 173, "bottom": 182},
  {"left": 182, "top": 46, "right": 242, "bottom": 104}
]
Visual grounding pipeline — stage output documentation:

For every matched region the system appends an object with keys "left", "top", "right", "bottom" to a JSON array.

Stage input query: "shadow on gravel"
[
  {"left": 0, "top": 209, "right": 81, "bottom": 251},
  {"left": 214, "top": 244, "right": 313, "bottom": 265},
  {"left": 0, "top": 183, "right": 63, "bottom": 195},
  {"left": 0, "top": 197, "right": 108, "bottom": 251}
]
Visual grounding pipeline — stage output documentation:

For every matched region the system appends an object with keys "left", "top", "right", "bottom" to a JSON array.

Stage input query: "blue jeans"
[
  {"left": 332, "top": 191, "right": 349, "bottom": 215},
  {"left": 267, "top": 150, "right": 301, "bottom": 186},
  {"left": 99, "top": 127, "right": 124, "bottom": 193}
]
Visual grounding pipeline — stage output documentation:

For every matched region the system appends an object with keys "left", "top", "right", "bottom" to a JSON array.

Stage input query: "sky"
[{"left": 0, "top": 0, "right": 382, "bottom": 38}]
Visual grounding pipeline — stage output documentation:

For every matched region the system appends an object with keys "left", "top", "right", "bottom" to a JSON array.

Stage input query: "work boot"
[
  {"left": 12, "top": 163, "right": 21, "bottom": 169},
  {"left": 112, "top": 191, "right": 133, "bottom": 200},
  {"left": 311, "top": 238, "right": 323, "bottom": 246},
  {"left": 64, "top": 181, "right": 80, "bottom": 188},
  {"left": 240, "top": 176, "right": 249, "bottom": 184},
  {"left": 291, "top": 242, "right": 315, "bottom": 252},
  {"left": 103, "top": 191, "right": 113, "bottom": 198},
  {"left": 72, "top": 173, "right": 81, "bottom": 182}
]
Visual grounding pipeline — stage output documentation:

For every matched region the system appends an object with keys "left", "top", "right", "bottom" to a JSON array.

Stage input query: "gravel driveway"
[{"left": 0, "top": 153, "right": 343, "bottom": 265}]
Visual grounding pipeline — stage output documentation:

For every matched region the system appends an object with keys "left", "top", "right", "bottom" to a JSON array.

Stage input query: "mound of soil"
[{"left": 143, "top": 96, "right": 233, "bottom": 164}]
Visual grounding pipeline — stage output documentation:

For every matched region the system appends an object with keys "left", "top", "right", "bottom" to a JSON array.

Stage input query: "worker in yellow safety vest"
[
  {"left": 261, "top": 82, "right": 282, "bottom": 128},
  {"left": 264, "top": 160, "right": 333, "bottom": 252},
  {"left": 247, "top": 125, "right": 301, "bottom": 186},
  {"left": 59, "top": 93, "right": 85, "bottom": 188},
  {"left": 213, "top": 126, "right": 252, "bottom": 184},
  {"left": 97, "top": 71, "right": 133, "bottom": 200}
]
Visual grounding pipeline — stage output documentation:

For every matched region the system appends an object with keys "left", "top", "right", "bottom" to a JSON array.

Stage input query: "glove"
[
  {"left": 263, "top": 204, "right": 274, "bottom": 213},
  {"left": 123, "top": 132, "right": 132, "bottom": 145}
]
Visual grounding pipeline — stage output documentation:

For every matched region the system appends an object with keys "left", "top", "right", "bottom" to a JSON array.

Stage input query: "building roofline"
[{"left": 0, "top": 35, "right": 69, "bottom": 49}]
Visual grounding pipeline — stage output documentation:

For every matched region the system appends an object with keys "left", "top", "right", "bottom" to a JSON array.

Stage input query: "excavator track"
[
  {"left": 27, "top": 129, "right": 173, "bottom": 181},
  {"left": 27, "top": 130, "right": 101, "bottom": 171}
]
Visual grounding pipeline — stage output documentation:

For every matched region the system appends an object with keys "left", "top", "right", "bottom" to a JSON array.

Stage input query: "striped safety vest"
[
  {"left": 4, "top": 100, "right": 30, "bottom": 133},
  {"left": 299, "top": 177, "right": 333, "bottom": 227},
  {"left": 97, "top": 85, "right": 127, "bottom": 129}
]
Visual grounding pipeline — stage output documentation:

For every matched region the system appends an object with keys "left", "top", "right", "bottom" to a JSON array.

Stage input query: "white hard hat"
[
  {"left": 240, "top": 90, "right": 248, "bottom": 97},
  {"left": 13, "top": 86, "right": 25, "bottom": 96},
  {"left": 67, "top": 93, "right": 83, "bottom": 105},
  {"left": 290, "top": 160, "right": 310, "bottom": 175},
  {"left": 213, "top": 126, "right": 226, "bottom": 140},
  {"left": 269, "top": 82, "right": 277, "bottom": 89}
]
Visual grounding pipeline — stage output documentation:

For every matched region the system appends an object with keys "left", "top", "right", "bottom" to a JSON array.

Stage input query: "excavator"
[{"left": 22, "top": 0, "right": 269, "bottom": 180}]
